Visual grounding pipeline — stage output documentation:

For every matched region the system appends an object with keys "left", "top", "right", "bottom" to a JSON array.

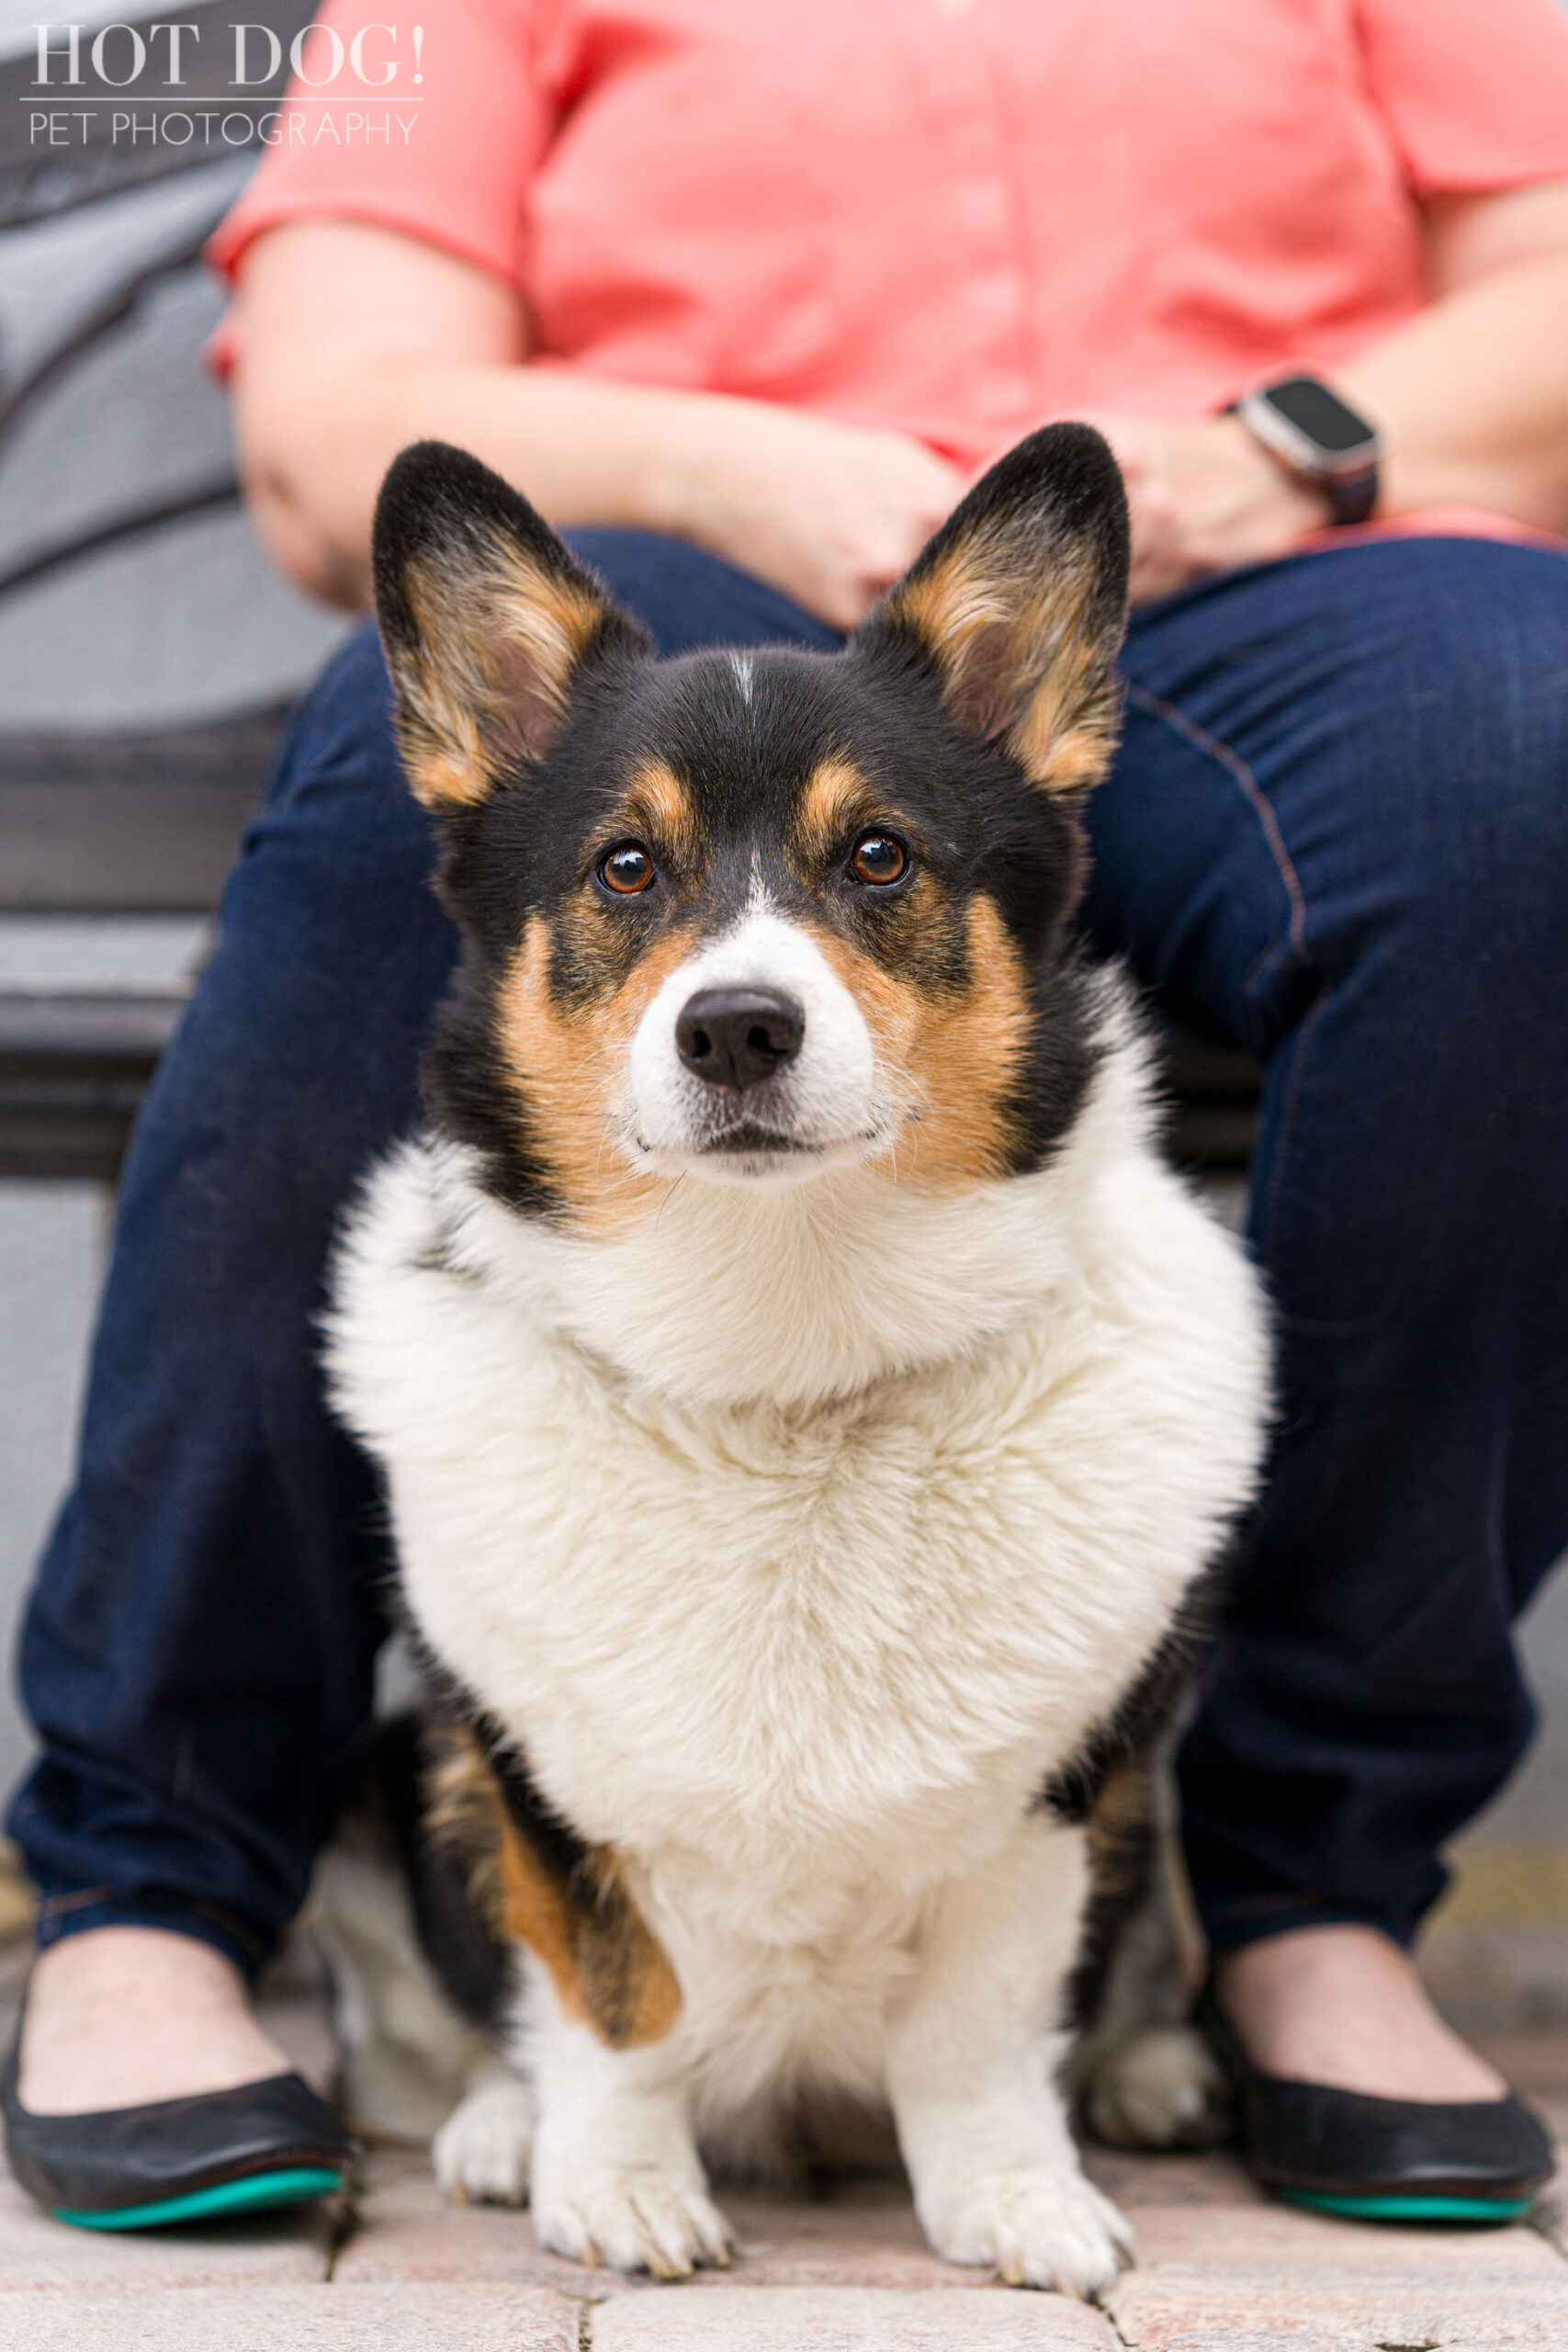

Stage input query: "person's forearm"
[
  {"left": 239, "top": 340, "right": 964, "bottom": 627},
  {"left": 240, "top": 356, "right": 731, "bottom": 609},
  {"left": 1335, "top": 246, "right": 1568, "bottom": 535}
]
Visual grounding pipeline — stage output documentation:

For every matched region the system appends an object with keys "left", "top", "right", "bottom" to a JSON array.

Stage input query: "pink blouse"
[{"left": 210, "top": 0, "right": 1568, "bottom": 498}]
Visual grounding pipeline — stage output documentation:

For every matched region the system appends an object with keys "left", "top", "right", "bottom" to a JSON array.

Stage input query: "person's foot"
[
  {"left": 17, "top": 1927, "right": 290, "bottom": 2115},
  {"left": 1212, "top": 1924, "right": 1506, "bottom": 2102}
]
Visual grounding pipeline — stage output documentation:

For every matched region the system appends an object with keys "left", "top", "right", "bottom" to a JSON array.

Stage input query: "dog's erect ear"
[
  {"left": 372, "top": 441, "right": 649, "bottom": 811},
  {"left": 859, "top": 423, "right": 1130, "bottom": 794}
]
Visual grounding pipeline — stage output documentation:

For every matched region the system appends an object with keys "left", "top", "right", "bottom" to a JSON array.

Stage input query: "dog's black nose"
[{"left": 675, "top": 986, "right": 805, "bottom": 1088}]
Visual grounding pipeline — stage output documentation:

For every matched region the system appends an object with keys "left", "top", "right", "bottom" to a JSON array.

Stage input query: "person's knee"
[
  {"left": 113, "top": 736, "right": 457, "bottom": 1279},
  {"left": 260, "top": 619, "right": 399, "bottom": 818},
  {"left": 1335, "top": 552, "right": 1568, "bottom": 1010}
]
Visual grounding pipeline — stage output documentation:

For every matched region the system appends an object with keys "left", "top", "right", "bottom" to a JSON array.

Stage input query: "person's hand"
[
  {"left": 1073, "top": 412, "right": 1334, "bottom": 604},
  {"left": 645, "top": 400, "right": 967, "bottom": 631}
]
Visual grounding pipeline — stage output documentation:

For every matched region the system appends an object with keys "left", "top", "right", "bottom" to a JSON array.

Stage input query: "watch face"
[{"left": 1264, "top": 377, "right": 1372, "bottom": 455}]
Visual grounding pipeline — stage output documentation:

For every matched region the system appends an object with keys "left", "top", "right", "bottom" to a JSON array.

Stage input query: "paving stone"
[
  {"left": 338, "top": 2152, "right": 992, "bottom": 2290},
  {"left": 1082, "top": 2147, "right": 1263, "bottom": 2210},
  {"left": 0, "top": 2284, "right": 580, "bottom": 2349},
  {"left": 0, "top": 2171, "right": 333, "bottom": 2289},
  {"left": 332, "top": 2146, "right": 619, "bottom": 2290},
  {"left": 1126, "top": 2198, "right": 1566, "bottom": 2282},
  {"left": 716, "top": 2181, "right": 987, "bottom": 2288},
  {"left": 355, "top": 2146, "right": 1498, "bottom": 2299},
  {"left": 1111, "top": 2275, "right": 1568, "bottom": 2348},
  {"left": 590, "top": 2283, "right": 1118, "bottom": 2348}
]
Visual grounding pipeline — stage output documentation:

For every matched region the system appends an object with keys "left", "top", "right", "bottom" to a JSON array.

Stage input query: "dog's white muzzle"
[{"left": 623, "top": 910, "right": 891, "bottom": 1183}]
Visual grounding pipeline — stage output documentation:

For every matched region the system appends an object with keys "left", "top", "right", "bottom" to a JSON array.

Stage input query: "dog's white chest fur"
[
  {"left": 328, "top": 1002, "right": 1267, "bottom": 2290},
  {"left": 329, "top": 1028, "right": 1265, "bottom": 1929}
]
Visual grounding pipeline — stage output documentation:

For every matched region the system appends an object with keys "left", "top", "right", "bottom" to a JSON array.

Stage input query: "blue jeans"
[{"left": 11, "top": 532, "right": 1568, "bottom": 1976}]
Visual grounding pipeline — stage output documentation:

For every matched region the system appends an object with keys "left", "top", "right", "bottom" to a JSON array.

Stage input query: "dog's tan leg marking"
[
  {"left": 495, "top": 1826, "right": 682, "bottom": 2050},
  {"left": 428, "top": 1724, "right": 681, "bottom": 2051}
]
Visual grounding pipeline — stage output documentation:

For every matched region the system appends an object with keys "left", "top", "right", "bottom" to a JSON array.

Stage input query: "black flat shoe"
[
  {"left": 1197, "top": 1986, "right": 1554, "bottom": 2224},
  {"left": 3, "top": 2037, "right": 355, "bottom": 2231}
]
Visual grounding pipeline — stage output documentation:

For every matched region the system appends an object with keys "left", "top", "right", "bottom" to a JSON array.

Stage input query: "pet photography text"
[{"left": 23, "top": 16, "right": 425, "bottom": 147}]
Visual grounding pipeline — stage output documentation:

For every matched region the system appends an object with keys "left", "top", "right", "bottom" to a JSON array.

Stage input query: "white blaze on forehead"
[
  {"left": 626, "top": 908, "right": 878, "bottom": 1153},
  {"left": 729, "top": 651, "right": 756, "bottom": 707}
]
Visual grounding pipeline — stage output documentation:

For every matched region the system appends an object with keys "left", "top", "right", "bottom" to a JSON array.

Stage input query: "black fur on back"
[
  {"left": 355, "top": 1711, "right": 514, "bottom": 2033},
  {"left": 1040, "top": 1571, "right": 1221, "bottom": 2033}
]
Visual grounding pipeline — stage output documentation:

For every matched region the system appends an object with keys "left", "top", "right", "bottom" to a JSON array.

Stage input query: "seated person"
[{"left": 6, "top": 0, "right": 1568, "bottom": 2232}]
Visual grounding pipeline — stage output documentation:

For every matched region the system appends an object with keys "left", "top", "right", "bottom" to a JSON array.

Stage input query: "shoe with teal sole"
[
  {"left": 1196, "top": 1987, "right": 1553, "bottom": 2225},
  {"left": 3, "top": 2038, "right": 355, "bottom": 2231}
]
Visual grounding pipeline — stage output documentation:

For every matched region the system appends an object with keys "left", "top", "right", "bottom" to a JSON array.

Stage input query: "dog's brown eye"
[
  {"left": 600, "top": 842, "right": 656, "bottom": 896},
  {"left": 850, "top": 832, "right": 908, "bottom": 888}
]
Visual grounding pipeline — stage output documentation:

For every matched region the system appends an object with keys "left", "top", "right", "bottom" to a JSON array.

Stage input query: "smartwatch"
[{"left": 1227, "top": 375, "right": 1381, "bottom": 526}]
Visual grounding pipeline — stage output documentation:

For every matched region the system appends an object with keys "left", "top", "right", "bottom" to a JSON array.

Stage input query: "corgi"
[{"left": 323, "top": 424, "right": 1269, "bottom": 2299}]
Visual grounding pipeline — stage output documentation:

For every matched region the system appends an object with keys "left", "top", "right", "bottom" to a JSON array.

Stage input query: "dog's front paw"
[
  {"left": 922, "top": 2165, "right": 1133, "bottom": 2298},
  {"left": 432, "top": 2070, "right": 536, "bottom": 2206},
  {"left": 1082, "top": 2024, "right": 1231, "bottom": 2151},
  {"left": 533, "top": 2161, "right": 734, "bottom": 2278}
]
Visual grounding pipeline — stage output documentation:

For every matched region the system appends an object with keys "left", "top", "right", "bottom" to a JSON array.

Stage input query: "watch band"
[{"left": 1319, "top": 465, "right": 1379, "bottom": 529}]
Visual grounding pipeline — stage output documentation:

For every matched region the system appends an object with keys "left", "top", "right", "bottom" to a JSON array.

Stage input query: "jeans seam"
[
  {"left": 1254, "top": 978, "right": 1331, "bottom": 1274},
  {"left": 1119, "top": 677, "right": 1329, "bottom": 1271},
  {"left": 1121, "top": 677, "right": 1313, "bottom": 979}
]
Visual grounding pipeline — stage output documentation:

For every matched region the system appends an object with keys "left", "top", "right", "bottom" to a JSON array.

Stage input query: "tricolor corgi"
[{"left": 323, "top": 424, "right": 1268, "bottom": 2298}]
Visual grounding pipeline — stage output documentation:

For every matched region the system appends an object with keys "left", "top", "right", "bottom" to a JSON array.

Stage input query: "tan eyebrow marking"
[
  {"left": 793, "top": 757, "right": 886, "bottom": 867},
  {"left": 618, "top": 758, "right": 701, "bottom": 866}
]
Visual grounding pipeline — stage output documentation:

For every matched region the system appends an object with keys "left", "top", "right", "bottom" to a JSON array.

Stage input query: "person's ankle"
[
  {"left": 18, "top": 1925, "right": 290, "bottom": 2116},
  {"left": 1211, "top": 1923, "right": 1506, "bottom": 2103}
]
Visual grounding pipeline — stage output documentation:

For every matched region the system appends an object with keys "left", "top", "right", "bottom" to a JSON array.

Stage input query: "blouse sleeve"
[
  {"left": 206, "top": 0, "right": 546, "bottom": 290},
  {"left": 1356, "top": 0, "right": 1568, "bottom": 197}
]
